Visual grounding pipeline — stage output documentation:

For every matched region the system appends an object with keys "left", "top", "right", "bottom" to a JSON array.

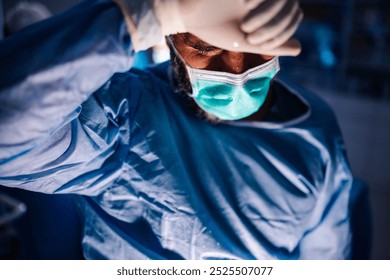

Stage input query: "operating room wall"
[{"left": 1, "top": 0, "right": 389, "bottom": 259}]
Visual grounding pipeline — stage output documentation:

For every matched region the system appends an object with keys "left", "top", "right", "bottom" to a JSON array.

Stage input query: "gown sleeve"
[{"left": 0, "top": 0, "right": 151, "bottom": 195}]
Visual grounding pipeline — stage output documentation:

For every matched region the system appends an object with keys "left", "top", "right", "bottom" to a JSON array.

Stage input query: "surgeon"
[{"left": 0, "top": 0, "right": 352, "bottom": 259}]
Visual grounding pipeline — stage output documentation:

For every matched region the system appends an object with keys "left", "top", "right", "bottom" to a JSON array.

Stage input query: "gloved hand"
[
  {"left": 155, "top": 0, "right": 303, "bottom": 56},
  {"left": 114, "top": 0, "right": 303, "bottom": 56}
]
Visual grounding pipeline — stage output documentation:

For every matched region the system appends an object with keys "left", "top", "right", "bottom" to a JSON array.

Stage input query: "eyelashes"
[{"left": 192, "top": 44, "right": 222, "bottom": 55}]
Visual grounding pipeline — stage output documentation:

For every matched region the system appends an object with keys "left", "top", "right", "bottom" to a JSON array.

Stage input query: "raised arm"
[
  {"left": 0, "top": 0, "right": 134, "bottom": 154},
  {"left": 0, "top": 0, "right": 157, "bottom": 194}
]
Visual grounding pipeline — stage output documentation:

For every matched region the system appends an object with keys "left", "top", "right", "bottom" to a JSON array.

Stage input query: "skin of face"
[
  {"left": 170, "top": 33, "right": 276, "bottom": 122},
  {"left": 172, "top": 33, "right": 274, "bottom": 73}
]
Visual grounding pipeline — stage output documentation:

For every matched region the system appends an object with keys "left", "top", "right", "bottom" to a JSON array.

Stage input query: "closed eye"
[{"left": 191, "top": 43, "right": 222, "bottom": 56}]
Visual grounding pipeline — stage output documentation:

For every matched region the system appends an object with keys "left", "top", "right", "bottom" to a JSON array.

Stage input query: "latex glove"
[
  {"left": 113, "top": 0, "right": 303, "bottom": 56},
  {"left": 154, "top": 0, "right": 303, "bottom": 56}
]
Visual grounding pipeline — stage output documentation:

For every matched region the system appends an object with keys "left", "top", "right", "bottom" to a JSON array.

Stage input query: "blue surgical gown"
[{"left": 0, "top": 0, "right": 352, "bottom": 259}]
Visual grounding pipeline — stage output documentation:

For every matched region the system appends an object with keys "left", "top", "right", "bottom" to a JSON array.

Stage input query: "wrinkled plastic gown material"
[{"left": 0, "top": 0, "right": 352, "bottom": 259}]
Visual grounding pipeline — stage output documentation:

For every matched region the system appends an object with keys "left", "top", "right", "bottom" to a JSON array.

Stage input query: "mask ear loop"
[
  {"left": 166, "top": 35, "right": 190, "bottom": 67},
  {"left": 166, "top": 36, "right": 199, "bottom": 98}
]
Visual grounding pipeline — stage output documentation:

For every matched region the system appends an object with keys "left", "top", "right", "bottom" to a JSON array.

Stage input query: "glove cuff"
[
  {"left": 112, "top": 0, "right": 164, "bottom": 51},
  {"left": 153, "top": 0, "right": 186, "bottom": 35}
]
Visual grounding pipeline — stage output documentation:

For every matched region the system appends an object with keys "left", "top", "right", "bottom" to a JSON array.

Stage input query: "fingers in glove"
[
  {"left": 240, "top": 0, "right": 289, "bottom": 33},
  {"left": 243, "top": 0, "right": 267, "bottom": 10},
  {"left": 257, "top": 9, "right": 303, "bottom": 50},
  {"left": 246, "top": 0, "right": 301, "bottom": 45},
  {"left": 256, "top": 38, "right": 302, "bottom": 56}
]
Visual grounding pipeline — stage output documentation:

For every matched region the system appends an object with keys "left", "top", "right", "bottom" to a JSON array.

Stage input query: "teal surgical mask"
[
  {"left": 169, "top": 38, "right": 280, "bottom": 120},
  {"left": 186, "top": 57, "right": 280, "bottom": 120}
]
